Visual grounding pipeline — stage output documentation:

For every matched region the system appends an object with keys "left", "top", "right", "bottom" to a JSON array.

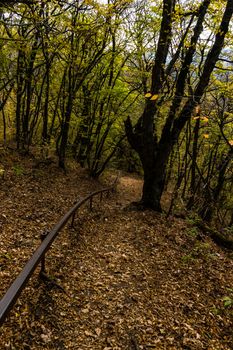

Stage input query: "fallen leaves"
[
  {"left": 84, "top": 330, "right": 95, "bottom": 337},
  {"left": 0, "top": 152, "right": 233, "bottom": 349}
]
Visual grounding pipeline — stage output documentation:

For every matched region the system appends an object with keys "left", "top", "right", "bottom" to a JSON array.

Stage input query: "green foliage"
[
  {"left": 181, "top": 241, "right": 212, "bottom": 264},
  {"left": 223, "top": 295, "right": 233, "bottom": 309},
  {"left": 192, "top": 241, "right": 211, "bottom": 258},
  {"left": 185, "top": 214, "right": 202, "bottom": 234},
  {"left": 12, "top": 164, "right": 24, "bottom": 176},
  {"left": 222, "top": 288, "right": 233, "bottom": 308},
  {"left": 181, "top": 253, "right": 195, "bottom": 264},
  {"left": 210, "top": 306, "right": 221, "bottom": 315},
  {"left": 112, "top": 139, "right": 142, "bottom": 174},
  {"left": 222, "top": 226, "right": 233, "bottom": 237},
  {"left": 185, "top": 226, "right": 199, "bottom": 238}
]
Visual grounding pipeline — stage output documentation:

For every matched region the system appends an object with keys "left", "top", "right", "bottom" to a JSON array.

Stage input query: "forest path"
[{"left": 1, "top": 160, "right": 232, "bottom": 350}]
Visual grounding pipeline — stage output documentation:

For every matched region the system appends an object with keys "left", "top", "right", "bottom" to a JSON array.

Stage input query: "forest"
[
  {"left": 0, "top": 0, "right": 233, "bottom": 225},
  {"left": 0, "top": 0, "right": 233, "bottom": 349}
]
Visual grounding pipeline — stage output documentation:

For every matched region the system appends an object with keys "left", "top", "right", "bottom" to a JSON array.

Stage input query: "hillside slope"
[{"left": 0, "top": 151, "right": 232, "bottom": 349}]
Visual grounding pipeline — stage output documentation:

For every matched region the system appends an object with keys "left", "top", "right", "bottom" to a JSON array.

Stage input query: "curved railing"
[{"left": 0, "top": 181, "right": 116, "bottom": 326}]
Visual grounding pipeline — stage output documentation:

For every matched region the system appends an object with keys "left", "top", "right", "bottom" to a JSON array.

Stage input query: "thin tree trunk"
[
  {"left": 200, "top": 148, "right": 233, "bottom": 222},
  {"left": 187, "top": 108, "right": 201, "bottom": 209},
  {"left": 16, "top": 49, "right": 24, "bottom": 149}
]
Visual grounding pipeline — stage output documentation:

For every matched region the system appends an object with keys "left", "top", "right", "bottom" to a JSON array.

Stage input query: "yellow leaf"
[
  {"left": 81, "top": 308, "right": 89, "bottom": 313},
  {"left": 84, "top": 330, "right": 95, "bottom": 337},
  {"left": 150, "top": 94, "right": 159, "bottom": 101},
  {"left": 201, "top": 117, "right": 209, "bottom": 122},
  {"left": 95, "top": 328, "right": 101, "bottom": 336},
  {"left": 203, "top": 134, "right": 209, "bottom": 139},
  {"left": 193, "top": 116, "right": 200, "bottom": 120},
  {"left": 229, "top": 140, "right": 233, "bottom": 145},
  {"left": 145, "top": 92, "right": 152, "bottom": 98}
]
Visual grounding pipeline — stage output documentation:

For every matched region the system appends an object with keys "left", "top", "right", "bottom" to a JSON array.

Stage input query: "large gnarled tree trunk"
[{"left": 125, "top": 0, "right": 233, "bottom": 211}]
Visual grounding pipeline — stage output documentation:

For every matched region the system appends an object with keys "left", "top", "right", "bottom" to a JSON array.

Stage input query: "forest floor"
[{"left": 0, "top": 149, "right": 233, "bottom": 350}]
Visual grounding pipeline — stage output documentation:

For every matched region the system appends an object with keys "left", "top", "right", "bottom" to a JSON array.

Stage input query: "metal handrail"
[{"left": 0, "top": 183, "right": 116, "bottom": 327}]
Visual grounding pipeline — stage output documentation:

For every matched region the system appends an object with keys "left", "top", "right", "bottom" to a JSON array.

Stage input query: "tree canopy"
[{"left": 0, "top": 0, "right": 233, "bottom": 226}]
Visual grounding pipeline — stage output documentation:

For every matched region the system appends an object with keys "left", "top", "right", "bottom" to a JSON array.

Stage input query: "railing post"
[
  {"left": 71, "top": 212, "right": 75, "bottom": 228},
  {"left": 90, "top": 197, "right": 93, "bottom": 210},
  {"left": 39, "top": 231, "right": 49, "bottom": 276},
  {"left": 70, "top": 199, "right": 79, "bottom": 228}
]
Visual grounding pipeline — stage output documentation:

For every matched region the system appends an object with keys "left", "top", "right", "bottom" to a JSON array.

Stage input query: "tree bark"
[
  {"left": 125, "top": 0, "right": 233, "bottom": 211},
  {"left": 187, "top": 109, "right": 201, "bottom": 209},
  {"left": 200, "top": 148, "right": 233, "bottom": 222}
]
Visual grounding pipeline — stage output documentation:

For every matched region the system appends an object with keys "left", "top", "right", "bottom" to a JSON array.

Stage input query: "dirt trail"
[{"left": 0, "top": 161, "right": 233, "bottom": 350}]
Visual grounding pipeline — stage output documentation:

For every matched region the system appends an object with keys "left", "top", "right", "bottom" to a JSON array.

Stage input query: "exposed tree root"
[{"left": 195, "top": 221, "right": 233, "bottom": 250}]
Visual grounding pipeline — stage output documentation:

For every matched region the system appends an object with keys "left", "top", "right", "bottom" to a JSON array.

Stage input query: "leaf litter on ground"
[{"left": 0, "top": 150, "right": 232, "bottom": 350}]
